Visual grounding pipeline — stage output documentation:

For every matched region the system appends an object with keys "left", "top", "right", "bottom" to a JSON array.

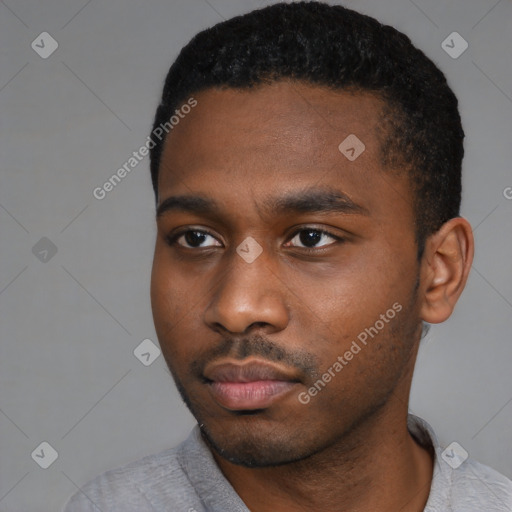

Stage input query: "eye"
[
  {"left": 167, "top": 229, "right": 222, "bottom": 249},
  {"left": 286, "top": 228, "right": 342, "bottom": 249}
]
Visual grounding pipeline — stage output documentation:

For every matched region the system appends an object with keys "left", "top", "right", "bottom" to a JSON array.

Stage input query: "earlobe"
[{"left": 419, "top": 217, "right": 474, "bottom": 324}]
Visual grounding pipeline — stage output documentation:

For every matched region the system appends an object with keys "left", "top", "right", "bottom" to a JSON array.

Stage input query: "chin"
[
  {"left": 174, "top": 375, "right": 342, "bottom": 467},
  {"left": 198, "top": 417, "right": 320, "bottom": 468}
]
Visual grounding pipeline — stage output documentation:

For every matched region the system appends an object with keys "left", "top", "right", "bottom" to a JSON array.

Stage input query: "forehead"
[
  {"left": 159, "top": 82, "right": 386, "bottom": 183},
  {"left": 156, "top": 82, "right": 413, "bottom": 231},
  {"left": 164, "top": 82, "right": 383, "bottom": 179}
]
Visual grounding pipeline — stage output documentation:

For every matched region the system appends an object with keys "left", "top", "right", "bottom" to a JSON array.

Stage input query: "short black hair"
[{"left": 149, "top": 1, "right": 464, "bottom": 254}]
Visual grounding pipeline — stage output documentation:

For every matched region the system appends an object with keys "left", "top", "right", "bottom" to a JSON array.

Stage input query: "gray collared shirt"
[{"left": 63, "top": 414, "right": 512, "bottom": 511}]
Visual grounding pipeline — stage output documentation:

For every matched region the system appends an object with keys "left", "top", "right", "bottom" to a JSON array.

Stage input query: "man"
[{"left": 64, "top": 2, "right": 512, "bottom": 511}]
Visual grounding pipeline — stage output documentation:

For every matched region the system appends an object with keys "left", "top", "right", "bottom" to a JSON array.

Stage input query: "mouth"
[{"left": 203, "top": 359, "right": 301, "bottom": 411}]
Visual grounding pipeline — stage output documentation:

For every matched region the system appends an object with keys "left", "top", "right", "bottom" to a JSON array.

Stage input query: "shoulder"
[
  {"left": 408, "top": 414, "right": 512, "bottom": 511},
  {"left": 62, "top": 437, "right": 201, "bottom": 511},
  {"left": 449, "top": 456, "right": 512, "bottom": 511}
]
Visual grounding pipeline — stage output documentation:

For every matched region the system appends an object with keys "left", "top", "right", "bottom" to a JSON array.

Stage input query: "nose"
[{"left": 203, "top": 247, "right": 290, "bottom": 335}]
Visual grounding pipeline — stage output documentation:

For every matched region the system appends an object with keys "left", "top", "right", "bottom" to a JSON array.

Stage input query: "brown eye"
[
  {"left": 288, "top": 229, "right": 340, "bottom": 249},
  {"left": 167, "top": 229, "right": 222, "bottom": 249}
]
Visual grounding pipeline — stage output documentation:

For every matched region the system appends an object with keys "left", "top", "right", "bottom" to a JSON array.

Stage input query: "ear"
[{"left": 419, "top": 217, "right": 474, "bottom": 324}]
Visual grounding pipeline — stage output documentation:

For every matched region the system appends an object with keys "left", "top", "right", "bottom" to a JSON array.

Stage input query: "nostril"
[{"left": 246, "top": 322, "right": 270, "bottom": 331}]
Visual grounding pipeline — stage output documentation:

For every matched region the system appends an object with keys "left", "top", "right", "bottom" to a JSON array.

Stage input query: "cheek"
[
  {"left": 299, "top": 302, "right": 415, "bottom": 420},
  {"left": 151, "top": 243, "right": 196, "bottom": 311},
  {"left": 150, "top": 253, "right": 190, "bottom": 347},
  {"left": 150, "top": 256, "right": 171, "bottom": 323},
  {"left": 297, "top": 261, "right": 398, "bottom": 328},
  {"left": 150, "top": 249, "right": 215, "bottom": 370},
  {"left": 300, "top": 261, "right": 414, "bottom": 366}
]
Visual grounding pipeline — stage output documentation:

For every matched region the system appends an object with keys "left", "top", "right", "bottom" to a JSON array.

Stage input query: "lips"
[{"left": 203, "top": 360, "right": 300, "bottom": 411}]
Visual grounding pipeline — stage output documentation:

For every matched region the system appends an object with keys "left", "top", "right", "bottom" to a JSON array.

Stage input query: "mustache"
[{"left": 190, "top": 334, "right": 321, "bottom": 380}]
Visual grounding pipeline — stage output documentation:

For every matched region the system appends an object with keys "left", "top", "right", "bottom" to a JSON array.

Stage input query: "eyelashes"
[
  {"left": 165, "top": 227, "right": 345, "bottom": 252},
  {"left": 166, "top": 229, "right": 220, "bottom": 249},
  {"left": 285, "top": 228, "right": 343, "bottom": 250}
]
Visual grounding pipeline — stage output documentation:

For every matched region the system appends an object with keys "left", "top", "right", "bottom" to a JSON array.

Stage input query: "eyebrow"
[
  {"left": 261, "top": 188, "right": 369, "bottom": 217},
  {"left": 156, "top": 187, "right": 369, "bottom": 219},
  {"left": 156, "top": 195, "right": 218, "bottom": 218}
]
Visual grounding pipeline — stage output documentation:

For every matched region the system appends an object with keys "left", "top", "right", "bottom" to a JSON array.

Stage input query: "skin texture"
[{"left": 150, "top": 81, "right": 474, "bottom": 512}]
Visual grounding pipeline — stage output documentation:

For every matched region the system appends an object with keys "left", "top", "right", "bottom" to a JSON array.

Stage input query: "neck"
[{"left": 211, "top": 353, "right": 433, "bottom": 512}]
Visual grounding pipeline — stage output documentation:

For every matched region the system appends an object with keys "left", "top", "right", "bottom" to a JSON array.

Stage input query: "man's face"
[{"left": 151, "top": 81, "right": 424, "bottom": 467}]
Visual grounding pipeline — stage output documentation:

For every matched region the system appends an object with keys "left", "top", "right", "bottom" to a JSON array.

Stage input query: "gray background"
[{"left": 0, "top": 0, "right": 511, "bottom": 510}]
